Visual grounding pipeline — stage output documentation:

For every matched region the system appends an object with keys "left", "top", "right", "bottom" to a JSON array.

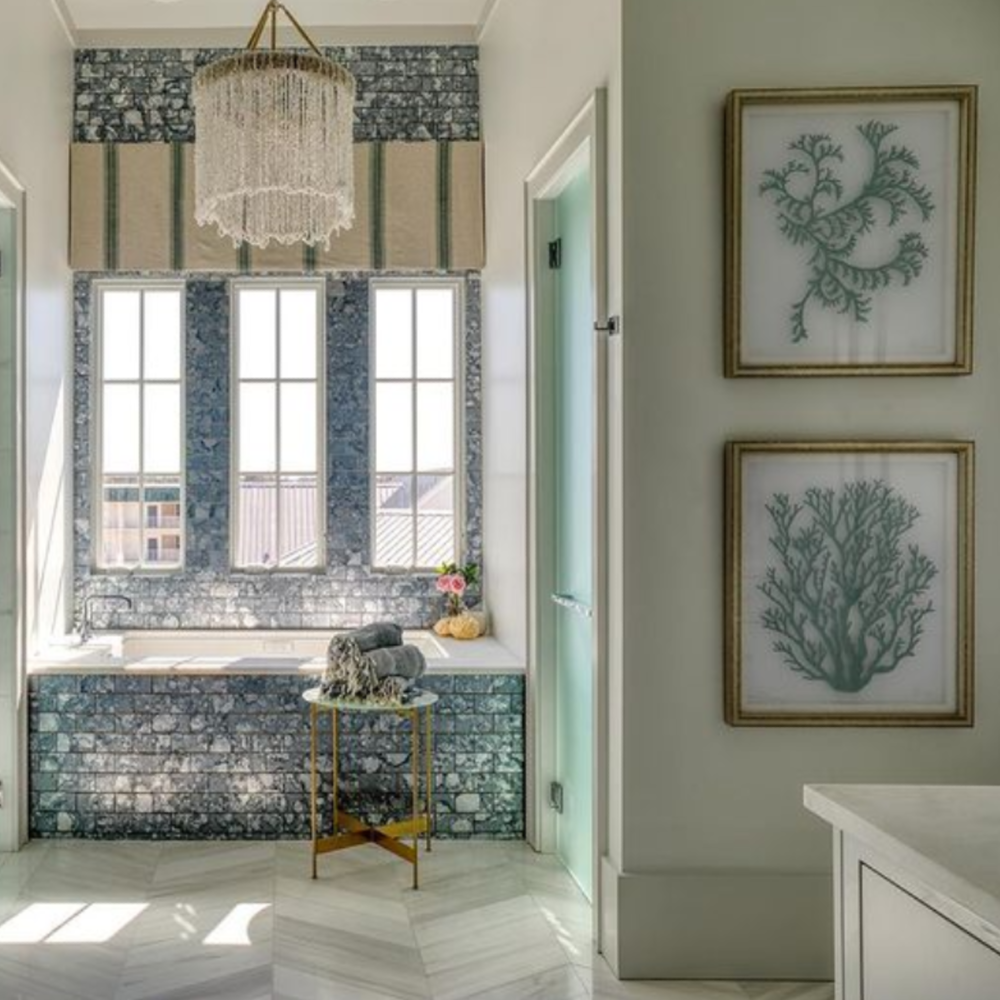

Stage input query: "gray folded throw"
[
  {"left": 321, "top": 627, "right": 424, "bottom": 705},
  {"left": 368, "top": 644, "right": 426, "bottom": 682},
  {"left": 348, "top": 622, "right": 404, "bottom": 653}
]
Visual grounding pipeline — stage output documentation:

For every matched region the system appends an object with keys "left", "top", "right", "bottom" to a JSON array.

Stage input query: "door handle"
[{"left": 550, "top": 593, "right": 593, "bottom": 619}]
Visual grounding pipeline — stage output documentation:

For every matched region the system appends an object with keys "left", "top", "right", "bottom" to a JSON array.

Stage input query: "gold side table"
[{"left": 303, "top": 687, "right": 438, "bottom": 890}]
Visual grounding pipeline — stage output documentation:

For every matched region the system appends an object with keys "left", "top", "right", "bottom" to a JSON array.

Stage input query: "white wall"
[
  {"left": 478, "top": 0, "right": 625, "bottom": 966},
  {"left": 0, "top": 0, "right": 74, "bottom": 650},
  {"left": 618, "top": 0, "right": 1000, "bottom": 978},
  {"left": 478, "top": 0, "right": 622, "bottom": 656},
  {"left": 0, "top": 0, "right": 74, "bottom": 850}
]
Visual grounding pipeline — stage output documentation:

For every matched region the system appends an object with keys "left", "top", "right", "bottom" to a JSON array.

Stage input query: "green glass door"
[{"left": 552, "top": 169, "right": 594, "bottom": 900}]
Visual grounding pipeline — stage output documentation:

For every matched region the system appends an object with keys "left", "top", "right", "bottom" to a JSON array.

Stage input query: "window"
[
  {"left": 232, "top": 280, "right": 325, "bottom": 570},
  {"left": 95, "top": 283, "right": 184, "bottom": 570},
  {"left": 372, "top": 280, "right": 462, "bottom": 570}
]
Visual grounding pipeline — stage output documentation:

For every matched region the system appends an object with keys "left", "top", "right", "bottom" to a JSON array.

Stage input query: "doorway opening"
[{"left": 526, "top": 91, "right": 609, "bottom": 942}]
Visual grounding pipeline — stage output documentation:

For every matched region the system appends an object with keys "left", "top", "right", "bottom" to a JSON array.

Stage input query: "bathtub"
[{"left": 30, "top": 629, "right": 524, "bottom": 674}]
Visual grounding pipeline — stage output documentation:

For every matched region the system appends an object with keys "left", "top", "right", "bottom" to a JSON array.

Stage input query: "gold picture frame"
[
  {"left": 725, "top": 86, "right": 977, "bottom": 377},
  {"left": 725, "top": 441, "right": 974, "bottom": 726}
]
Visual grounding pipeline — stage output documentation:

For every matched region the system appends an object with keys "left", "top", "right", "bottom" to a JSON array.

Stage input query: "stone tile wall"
[
  {"left": 29, "top": 672, "right": 524, "bottom": 840},
  {"left": 75, "top": 46, "right": 480, "bottom": 143},
  {"left": 74, "top": 274, "right": 482, "bottom": 630}
]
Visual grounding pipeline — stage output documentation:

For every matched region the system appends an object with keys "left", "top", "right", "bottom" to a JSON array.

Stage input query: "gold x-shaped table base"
[{"left": 315, "top": 810, "right": 429, "bottom": 866}]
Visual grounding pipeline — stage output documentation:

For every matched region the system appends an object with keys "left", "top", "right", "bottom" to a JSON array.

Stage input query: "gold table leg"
[
  {"left": 425, "top": 705, "right": 433, "bottom": 852},
  {"left": 332, "top": 708, "right": 339, "bottom": 835},
  {"left": 310, "top": 703, "right": 318, "bottom": 880},
  {"left": 411, "top": 708, "right": 419, "bottom": 890}
]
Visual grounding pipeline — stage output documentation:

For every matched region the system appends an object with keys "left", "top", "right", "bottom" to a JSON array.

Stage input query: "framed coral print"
[
  {"left": 725, "top": 87, "right": 977, "bottom": 376},
  {"left": 725, "top": 441, "right": 974, "bottom": 726}
]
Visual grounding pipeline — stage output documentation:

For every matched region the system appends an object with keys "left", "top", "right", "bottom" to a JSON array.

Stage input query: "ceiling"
[{"left": 62, "top": 0, "right": 495, "bottom": 32}]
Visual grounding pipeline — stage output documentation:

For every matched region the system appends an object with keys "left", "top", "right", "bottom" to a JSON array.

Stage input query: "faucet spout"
[{"left": 80, "top": 594, "right": 134, "bottom": 644}]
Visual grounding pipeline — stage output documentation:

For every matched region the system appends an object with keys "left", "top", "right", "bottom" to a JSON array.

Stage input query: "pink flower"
[
  {"left": 436, "top": 575, "right": 453, "bottom": 594},
  {"left": 450, "top": 575, "right": 467, "bottom": 595}
]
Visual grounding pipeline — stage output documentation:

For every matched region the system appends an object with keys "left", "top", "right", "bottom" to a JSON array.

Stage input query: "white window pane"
[
  {"left": 280, "top": 289, "right": 318, "bottom": 379},
  {"left": 375, "top": 289, "right": 413, "bottom": 379},
  {"left": 280, "top": 383, "right": 317, "bottom": 473},
  {"left": 417, "top": 474, "right": 455, "bottom": 567},
  {"left": 143, "top": 290, "right": 182, "bottom": 380},
  {"left": 102, "top": 384, "right": 140, "bottom": 473},
  {"left": 279, "top": 475, "right": 319, "bottom": 567},
  {"left": 239, "top": 383, "right": 276, "bottom": 472},
  {"left": 416, "top": 289, "right": 455, "bottom": 379},
  {"left": 236, "top": 475, "right": 277, "bottom": 567},
  {"left": 102, "top": 290, "right": 141, "bottom": 380},
  {"left": 416, "top": 383, "right": 454, "bottom": 472},
  {"left": 375, "top": 474, "right": 414, "bottom": 567},
  {"left": 376, "top": 383, "right": 413, "bottom": 472},
  {"left": 144, "top": 482, "right": 182, "bottom": 567},
  {"left": 102, "top": 478, "right": 140, "bottom": 566},
  {"left": 143, "top": 384, "right": 181, "bottom": 474},
  {"left": 238, "top": 289, "right": 277, "bottom": 379}
]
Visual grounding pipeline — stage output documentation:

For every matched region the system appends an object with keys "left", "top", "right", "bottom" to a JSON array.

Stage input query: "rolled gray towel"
[
  {"left": 347, "top": 622, "right": 404, "bottom": 653},
  {"left": 368, "top": 644, "right": 427, "bottom": 682}
]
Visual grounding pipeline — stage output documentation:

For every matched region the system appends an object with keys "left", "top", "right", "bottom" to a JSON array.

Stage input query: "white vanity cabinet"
[{"left": 805, "top": 785, "right": 1000, "bottom": 1000}]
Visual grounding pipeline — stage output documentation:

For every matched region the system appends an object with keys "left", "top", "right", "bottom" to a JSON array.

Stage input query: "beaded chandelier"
[{"left": 192, "top": 0, "right": 356, "bottom": 249}]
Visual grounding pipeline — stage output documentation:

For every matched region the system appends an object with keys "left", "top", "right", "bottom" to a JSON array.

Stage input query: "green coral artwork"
[
  {"left": 760, "top": 121, "right": 935, "bottom": 343},
  {"left": 758, "top": 480, "right": 937, "bottom": 693}
]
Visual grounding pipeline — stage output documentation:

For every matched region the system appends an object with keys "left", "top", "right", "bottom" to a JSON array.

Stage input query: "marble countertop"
[{"left": 805, "top": 784, "right": 1000, "bottom": 933}]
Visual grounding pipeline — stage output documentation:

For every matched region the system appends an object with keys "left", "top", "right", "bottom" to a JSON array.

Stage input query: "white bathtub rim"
[{"left": 30, "top": 629, "right": 526, "bottom": 675}]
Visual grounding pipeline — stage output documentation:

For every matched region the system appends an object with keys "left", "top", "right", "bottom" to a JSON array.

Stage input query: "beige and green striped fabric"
[{"left": 70, "top": 141, "right": 485, "bottom": 273}]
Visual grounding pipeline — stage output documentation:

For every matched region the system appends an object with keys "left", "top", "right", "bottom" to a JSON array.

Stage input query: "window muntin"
[
  {"left": 372, "top": 281, "right": 462, "bottom": 570},
  {"left": 232, "top": 281, "right": 325, "bottom": 570},
  {"left": 95, "top": 284, "right": 185, "bottom": 571}
]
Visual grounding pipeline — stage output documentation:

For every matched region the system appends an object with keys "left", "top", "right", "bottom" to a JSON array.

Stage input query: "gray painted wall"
[{"left": 618, "top": 0, "right": 1000, "bottom": 978}]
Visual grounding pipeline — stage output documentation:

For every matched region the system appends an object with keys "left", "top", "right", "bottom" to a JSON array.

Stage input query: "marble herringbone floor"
[{"left": 0, "top": 841, "right": 833, "bottom": 1000}]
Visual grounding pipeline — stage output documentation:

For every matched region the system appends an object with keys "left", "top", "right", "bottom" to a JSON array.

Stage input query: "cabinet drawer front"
[{"left": 862, "top": 865, "right": 1000, "bottom": 999}]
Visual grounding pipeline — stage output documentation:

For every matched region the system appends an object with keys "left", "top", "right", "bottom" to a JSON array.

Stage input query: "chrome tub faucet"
[{"left": 79, "top": 594, "right": 133, "bottom": 644}]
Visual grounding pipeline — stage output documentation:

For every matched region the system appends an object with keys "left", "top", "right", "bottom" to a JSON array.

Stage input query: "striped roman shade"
[{"left": 70, "top": 141, "right": 485, "bottom": 272}]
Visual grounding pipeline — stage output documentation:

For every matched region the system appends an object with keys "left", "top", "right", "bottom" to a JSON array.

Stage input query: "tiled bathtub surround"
[
  {"left": 73, "top": 274, "right": 483, "bottom": 630},
  {"left": 75, "top": 46, "right": 480, "bottom": 144},
  {"left": 29, "top": 672, "right": 524, "bottom": 840}
]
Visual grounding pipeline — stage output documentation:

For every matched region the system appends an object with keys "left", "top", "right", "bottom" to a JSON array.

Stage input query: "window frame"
[
  {"left": 92, "top": 279, "right": 187, "bottom": 575},
  {"left": 369, "top": 276, "right": 466, "bottom": 574},
  {"left": 230, "top": 276, "right": 328, "bottom": 574}
]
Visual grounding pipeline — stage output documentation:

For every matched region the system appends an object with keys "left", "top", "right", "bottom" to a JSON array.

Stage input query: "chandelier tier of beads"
[{"left": 192, "top": 1, "right": 356, "bottom": 249}]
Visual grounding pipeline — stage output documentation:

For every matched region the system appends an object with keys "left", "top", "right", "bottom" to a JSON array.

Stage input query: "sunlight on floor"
[
  {"left": 203, "top": 902, "right": 271, "bottom": 946},
  {"left": 0, "top": 901, "right": 270, "bottom": 947}
]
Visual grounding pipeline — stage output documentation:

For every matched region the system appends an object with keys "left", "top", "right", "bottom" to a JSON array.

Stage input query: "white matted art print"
[
  {"left": 725, "top": 442, "right": 973, "bottom": 726},
  {"left": 725, "top": 87, "right": 977, "bottom": 376}
]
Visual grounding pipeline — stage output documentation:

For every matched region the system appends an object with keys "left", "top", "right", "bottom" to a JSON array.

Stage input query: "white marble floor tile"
[
  {"left": 466, "top": 963, "right": 590, "bottom": 1000},
  {"left": 416, "top": 895, "right": 569, "bottom": 1000},
  {"left": 576, "top": 960, "right": 749, "bottom": 999},
  {"left": 0, "top": 842, "right": 834, "bottom": 1000},
  {"left": 740, "top": 984, "right": 835, "bottom": 1000}
]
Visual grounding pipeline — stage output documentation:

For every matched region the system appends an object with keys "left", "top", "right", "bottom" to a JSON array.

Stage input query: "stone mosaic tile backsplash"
[
  {"left": 73, "top": 274, "right": 483, "bottom": 631},
  {"left": 75, "top": 46, "right": 480, "bottom": 144},
  {"left": 29, "top": 672, "right": 524, "bottom": 840}
]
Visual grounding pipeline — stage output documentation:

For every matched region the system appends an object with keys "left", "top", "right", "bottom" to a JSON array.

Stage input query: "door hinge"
[
  {"left": 595, "top": 316, "right": 620, "bottom": 336},
  {"left": 549, "top": 781, "right": 564, "bottom": 813},
  {"left": 548, "top": 239, "right": 562, "bottom": 270}
]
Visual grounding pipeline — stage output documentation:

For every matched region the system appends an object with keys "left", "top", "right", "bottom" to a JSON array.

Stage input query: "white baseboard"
[{"left": 603, "top": 857, "right": 834, "bottom": 980}]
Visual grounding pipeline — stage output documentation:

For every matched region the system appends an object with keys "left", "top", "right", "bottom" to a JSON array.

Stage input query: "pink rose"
[
  {"left": 450, "top": 575, "right": 467, "bottom": 595},
  {"left": 436, "top": 575, "right": 453, "bottom": 594}
]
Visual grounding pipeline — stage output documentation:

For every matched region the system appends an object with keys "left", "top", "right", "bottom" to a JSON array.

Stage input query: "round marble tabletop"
[{"left": 303, "top": 687, "right": 439, "bottom": 712}]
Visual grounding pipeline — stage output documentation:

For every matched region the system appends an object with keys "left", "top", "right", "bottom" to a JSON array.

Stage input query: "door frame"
[
  {"left": 525, "top": 90, "right": 609, "bottom": 937},
  {"left": 0, "top": 159, "right": 28, "bottom": 852}
]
